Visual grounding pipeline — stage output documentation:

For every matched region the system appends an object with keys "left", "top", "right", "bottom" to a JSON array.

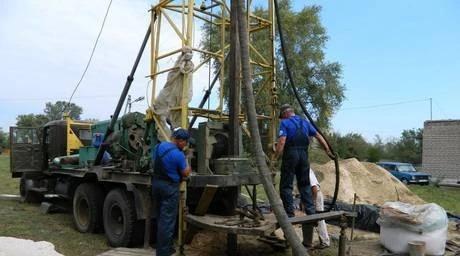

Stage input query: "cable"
[
  {"left": 342, "top": 98, "right": 430, "bottom": 110},
  {"left": 66, "top": 0, "right": 113, "bottom": 110},
  {"left": 145, "top": 79, "right": 152, "bottom": 107},
  {"left": 274, "top": 0, "right": 339, "bottom": 211}
]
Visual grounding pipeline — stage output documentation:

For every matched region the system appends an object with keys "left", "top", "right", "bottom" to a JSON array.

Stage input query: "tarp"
[{"left": 153, "top": 46, "right": 194, "bottom": 140}]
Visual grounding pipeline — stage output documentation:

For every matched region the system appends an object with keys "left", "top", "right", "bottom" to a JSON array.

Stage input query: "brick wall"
[{"left": 423, "top": 120, "right": 460, "bottom": 180}]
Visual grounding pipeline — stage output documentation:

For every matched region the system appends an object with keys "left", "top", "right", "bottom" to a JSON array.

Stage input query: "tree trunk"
[{"left": 236, "top": 0, "right": 308, "bottom": 255}]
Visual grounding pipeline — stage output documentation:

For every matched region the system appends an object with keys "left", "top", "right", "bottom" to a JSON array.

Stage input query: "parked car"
[{"left": 376, "top": 162, "right": 431, "bottom": 185}]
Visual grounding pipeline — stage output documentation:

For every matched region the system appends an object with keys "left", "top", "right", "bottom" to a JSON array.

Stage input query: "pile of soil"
[{"left": 311, "top": 158, "right": 424, "bottom": 205}]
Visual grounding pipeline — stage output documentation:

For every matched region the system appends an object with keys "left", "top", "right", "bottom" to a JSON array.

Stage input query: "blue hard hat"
[{"left": 172, "top": 128, "right": 190, "bottom": 142}]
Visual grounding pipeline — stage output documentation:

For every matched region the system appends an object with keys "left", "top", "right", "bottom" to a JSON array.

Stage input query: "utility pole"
[
  {"left": 125, "top": 95, "right": 145, "bottom": 114},
  {"left": 430, "top": 97, "right": 432, "bottom": 120}
]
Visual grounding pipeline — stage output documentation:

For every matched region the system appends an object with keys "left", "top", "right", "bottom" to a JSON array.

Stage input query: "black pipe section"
[
  {"left": 95, "top": 23, "right": 153, "bottom": 165},
  {"left": 273, "top": 0, "right": 339, "bottom": 211}
]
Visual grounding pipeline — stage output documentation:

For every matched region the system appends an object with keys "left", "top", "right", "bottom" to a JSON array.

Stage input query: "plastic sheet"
[
  {"left": 377, "top": 202, "right": 448, "bottom": 255},
  {"left": 377, "top": 201, "right": 448, "bottom": 233}
]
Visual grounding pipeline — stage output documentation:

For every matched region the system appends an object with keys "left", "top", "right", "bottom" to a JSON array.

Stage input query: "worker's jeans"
[
  {"left": 315, "top": 190, "right": 330, "bottom": 246},
  {"left": 280, "top": 149, "right": 315, "bottom": 216},
  {"left": 152, "top": 179, "right": 179, "bottom": 256}
]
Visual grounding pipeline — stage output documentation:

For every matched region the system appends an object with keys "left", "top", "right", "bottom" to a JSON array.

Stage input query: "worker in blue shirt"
[
  {"left": 273, "top": 104, "right": 332, "bottom": 248},
  {"left": 152, "top": 128, "right": 191, "bottom": 256}
]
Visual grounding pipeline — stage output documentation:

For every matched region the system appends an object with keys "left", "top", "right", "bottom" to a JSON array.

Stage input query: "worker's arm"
[
  {"left": 273, "top": 136, "right": 286, "bottom": 160},
  {"left": 314, "top": 133, "right": 334, "bottom": 159},
  {"left": 179, "top": 156, "right": 191, "bottom": 178},
  {"left": 311, "top": 185, "right": 319, "bottom": 204},
  {"left": 180, "top": 165, "right": 191, "bottom": 178}
]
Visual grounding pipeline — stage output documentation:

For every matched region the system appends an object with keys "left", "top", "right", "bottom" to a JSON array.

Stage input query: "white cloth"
[
  {"left": 153, "top": 46, "right": 194, "bottom": 141},
  {"left": 309, "top": 168, "right": 320, "bottom": 187},
  {"left": 310, "top": 169, "right": 330, "bottom": 246}
]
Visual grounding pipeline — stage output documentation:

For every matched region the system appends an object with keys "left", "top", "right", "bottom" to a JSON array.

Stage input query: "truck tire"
[
  {"left": 19, "top": 175, "right": 42, "bottom": 204},
  {"left": 103, "top": 188, "right": 136, "bottom": 247},
  {"left": 72, "top": 183, "right": 104, "bottom": 233},
  {"left": 401, "top": 178, "right": 409, "bottom": 185}
]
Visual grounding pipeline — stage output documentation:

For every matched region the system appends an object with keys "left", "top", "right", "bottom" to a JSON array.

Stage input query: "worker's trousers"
[
  {"left": 280, "top": 149, "right": 315, "bottom": 217},
  {"left": 152, "top": 179, "right": 180, "bottom": 256},
  {"left": 315, "top": 190, "right": 330, "bottom": 246}
]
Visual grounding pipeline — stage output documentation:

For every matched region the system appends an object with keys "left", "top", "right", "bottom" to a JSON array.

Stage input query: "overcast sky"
[{"left": 1, "top": 0, "right": 459, "bottom": 142}]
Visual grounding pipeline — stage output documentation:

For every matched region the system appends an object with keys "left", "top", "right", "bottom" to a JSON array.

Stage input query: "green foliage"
[
  {"left": 382, "top": 128, "right": 423, "bottom": 164},
  {"left": 330, "top": 132, "right": 369, "bottom": 161},
  {"left": 0, "top": 129, "right": 8, "bottom": 149},
  {"left": 16, "top": 114, "right": 49, "bottom": 127},
  {"left": 366, "top": 135, "right": 384, "bottom": 162},
  {"left": 15, "top": 101, "right": 84, "bottom": 127},
  {"left": 44, "top": 101, "right": 82, "bottom": 120},
  {"left": 394, "top": 128, "right": 423, "bottom": 164},
  {"left": 327, "top": 129, "right": 423, "bottom": 163},
  {"left": 199, "top": 0, "right": 345, "bottom": 129},
  {"left": 275, "top": 2, "right": 345, "bottom": 128}
]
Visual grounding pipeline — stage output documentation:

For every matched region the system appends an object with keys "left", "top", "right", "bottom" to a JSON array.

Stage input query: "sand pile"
[{"left": 311, "top": 158, "right": 424, "bottom": 205}]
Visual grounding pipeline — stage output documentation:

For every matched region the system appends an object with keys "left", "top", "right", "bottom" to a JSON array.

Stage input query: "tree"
[
  {"left": 15, "top": 101, "right": 84, "bottom": 127},
  {"left": 237, "top": 0, "right": 307, "bottom": 253},
  {"left": 16, "top": 114, "right": 49, "bottom": 127},
  {"left": 200, "top": 0, "right": 345, "bottom": 129},
  {"left": 330, "top": 132, "right": 369, "bottom": 161},
  {"left": 44, "top": 101, "right": 82, "bottom": 120},
  {"left": 0, "top": 128, "right": 8, "bottom": 150},
  {"left": 367, "top": 135, "right": 384, "bottom": 162},
  {"left": 391, "top": 128, "right": 423, "bottom": 164},
  {"left": 275, "top": 2, "right": 344, "bottom": 128}
]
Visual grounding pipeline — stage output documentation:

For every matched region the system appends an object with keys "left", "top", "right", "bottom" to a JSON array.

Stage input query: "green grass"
[
  {"left": 0, "top": 200, "right": 108, "bottom": 255},
  {"left": 1, "top": 154, "right": 458, "bottom": 256},
  {"left": 0, "top": 155, "right": 110, "bottom": 255},
  {"left": 408, "top": 184, "right": 460, "bottom": 214},
  {"left": 0, "top": 155, "right": 18, "bottom": 194}
]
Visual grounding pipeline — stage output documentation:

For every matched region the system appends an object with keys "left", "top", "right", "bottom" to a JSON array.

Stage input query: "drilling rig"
[{"left": 10, "top": 0, "right": 280, "bottom": 250}]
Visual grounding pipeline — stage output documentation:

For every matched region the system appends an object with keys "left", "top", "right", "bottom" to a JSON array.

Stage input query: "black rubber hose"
[{"left": 273, "top": 0, "right": 339, "bottom": 211}]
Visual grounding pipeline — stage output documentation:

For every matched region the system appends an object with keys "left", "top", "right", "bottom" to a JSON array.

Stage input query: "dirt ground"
[
  {"left": 177, "top": 158, "right": 460, "bottom": 256},
  {"left": 180, "top": 220, "right": 460, "bottom": 256}
]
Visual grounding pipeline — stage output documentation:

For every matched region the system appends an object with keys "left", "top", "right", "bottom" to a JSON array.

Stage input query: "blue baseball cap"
[{"left": 172, "top": 128, "right": 190, "bottom": 142}]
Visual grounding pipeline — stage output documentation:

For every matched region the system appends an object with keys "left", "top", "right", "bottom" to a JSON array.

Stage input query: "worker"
[
  {"left": 273, "top": 103, "right": 333, "bottom": 248},
  {"left": 92, "top": 133, "right": 112, "bottom": 164},
  {"left": 309, "top": 168, "right": 330, "bottom": 249},
  {"left": 151, "top": 128, "right": 191, "bottom": 256}
]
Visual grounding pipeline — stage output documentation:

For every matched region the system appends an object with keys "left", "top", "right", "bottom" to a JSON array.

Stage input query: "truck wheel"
[
  {"left": 401, "top": 178, "right": 409, "bottom": 185},
  {"left": 103, "top": 188, "right": 136, "bottom": 247},
  {"left": 19, "top": 175, "right": 42, "bottom": 203},
  {"left": 72, "top": 183, "right": 104, "bottom": 233}
]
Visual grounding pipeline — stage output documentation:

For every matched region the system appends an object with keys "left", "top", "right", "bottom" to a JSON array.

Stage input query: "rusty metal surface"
[
  {"left": 187, "top": 173, "right": 260, "bottom": 187},
  {"left": 186, "top": 214, "right": 276, "bottom": 236}
]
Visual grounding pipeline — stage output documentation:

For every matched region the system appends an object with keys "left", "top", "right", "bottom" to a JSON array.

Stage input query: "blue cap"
[{"left": 172, "top": 128, "right": 190, "bottom": 142}]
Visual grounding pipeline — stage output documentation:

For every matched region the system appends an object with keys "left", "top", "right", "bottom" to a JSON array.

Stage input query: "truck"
[{"left": 9, "top": 0, "right": 276, "bottom": 249}]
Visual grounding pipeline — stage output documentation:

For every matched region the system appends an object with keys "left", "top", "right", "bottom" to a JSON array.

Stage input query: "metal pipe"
[
  {"left": 188, "top": 54, "right": 229, "bottom": 129},
  {"left": 95, "top": 24, "right": 152, "bottom": 165}
]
